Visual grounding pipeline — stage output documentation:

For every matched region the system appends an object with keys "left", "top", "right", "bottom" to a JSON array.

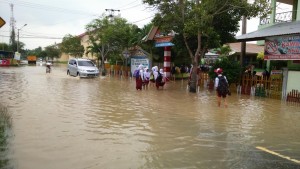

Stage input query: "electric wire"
[
  {"left": 0, "top": 0, "right": 98, "bottom": 16},
  {"left": 116, "top": 0, "right": 139, "bottom": 9}
]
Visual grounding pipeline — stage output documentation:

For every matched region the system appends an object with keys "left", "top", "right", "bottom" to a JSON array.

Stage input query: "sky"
[
  {"left": 0, "top": 0, "right": 156, "bottom": 50},
  {"left": 0, "top": 0, "right": 292, "bottom": 50}
]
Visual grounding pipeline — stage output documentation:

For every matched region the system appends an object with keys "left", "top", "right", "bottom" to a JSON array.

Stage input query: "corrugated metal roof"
[{"left": 236, "top": 20, "right": 300, "bottom": 41}]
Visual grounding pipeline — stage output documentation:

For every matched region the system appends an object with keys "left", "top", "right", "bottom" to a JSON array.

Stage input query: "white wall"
[{"left": 287, "top": 71, "right": 300, "bottom": 92}]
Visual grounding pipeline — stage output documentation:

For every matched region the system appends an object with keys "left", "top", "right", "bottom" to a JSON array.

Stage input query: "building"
[
  {"left": 236, "top": 0, "right": 300, "bottom": 102},
  {"left": 56, "top": 32, "right": 97, "bottom": 62}
]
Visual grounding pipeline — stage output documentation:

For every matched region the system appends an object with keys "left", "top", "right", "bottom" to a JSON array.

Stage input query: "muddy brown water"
[{"left": 0, "top": 65, "right": 300, "bottom": 169}]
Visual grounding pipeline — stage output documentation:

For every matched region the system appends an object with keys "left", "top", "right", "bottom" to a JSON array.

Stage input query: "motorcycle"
[{"left": 46, "top": 62, "right": 51, "bottom": 73}]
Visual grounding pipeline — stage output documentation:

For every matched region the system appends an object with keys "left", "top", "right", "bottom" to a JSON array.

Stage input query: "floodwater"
[{"left": 0, "top": 64, "right": 300, "bottom": 169}]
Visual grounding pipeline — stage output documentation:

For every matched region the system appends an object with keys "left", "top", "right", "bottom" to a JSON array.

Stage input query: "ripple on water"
[{"left": 1, "top": 66, "right": 300, "bottom": 169}]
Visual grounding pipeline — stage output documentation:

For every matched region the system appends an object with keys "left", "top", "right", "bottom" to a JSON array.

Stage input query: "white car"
[{"left": 67, "top": 58, "right": 99, "bottom": 77}]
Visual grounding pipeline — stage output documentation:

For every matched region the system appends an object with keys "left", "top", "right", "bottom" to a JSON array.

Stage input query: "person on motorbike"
[{"left": 46, "top": 61, "right": 51, "bottom": 73}]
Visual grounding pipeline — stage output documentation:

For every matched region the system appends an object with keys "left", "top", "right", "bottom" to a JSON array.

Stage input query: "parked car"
[{"left": 67, "top": 58, "right": 99, "bottom": 77}]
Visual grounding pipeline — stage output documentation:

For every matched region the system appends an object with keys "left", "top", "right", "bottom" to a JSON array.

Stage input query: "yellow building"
[{"left": 56, "top": 32, "right": 97, "bottom": 62}]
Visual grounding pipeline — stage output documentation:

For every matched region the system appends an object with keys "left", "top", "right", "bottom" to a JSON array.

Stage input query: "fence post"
[{"left": 282, "top": 68, "right": 288, "bottom": 101}]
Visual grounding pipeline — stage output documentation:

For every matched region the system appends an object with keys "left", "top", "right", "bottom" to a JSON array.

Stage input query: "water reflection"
[{"left": 0, "top": 65, "right": 300, "bottom": 169}]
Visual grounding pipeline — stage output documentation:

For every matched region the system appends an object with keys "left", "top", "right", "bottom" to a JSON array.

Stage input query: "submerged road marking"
[{"left": 256, "top": 146, "right": 300, "bottom": 164}]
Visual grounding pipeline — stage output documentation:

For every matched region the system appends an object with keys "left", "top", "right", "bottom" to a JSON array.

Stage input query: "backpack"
[
  {"left": 133, "top": 69, "right": 139, "bottom": 78},
  {"left": 217, "top": 76, "right": 229, "bottom": 95},
  {"left": 156, "top": 72, "right": 162, "bottom": 83}
]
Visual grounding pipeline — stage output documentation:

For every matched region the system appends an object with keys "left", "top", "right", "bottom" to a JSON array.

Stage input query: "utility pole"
[
  {"left": 240, "top": 16, "right": 247, "bottom": 66},
  {"left": 17, "top": 24, "right": 27, "bottom": 52},
  {"left": 105, "top": 9, "right": 120, "bottom": 20}
]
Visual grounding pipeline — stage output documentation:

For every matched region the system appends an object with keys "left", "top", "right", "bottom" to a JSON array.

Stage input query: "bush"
[{"left": 209, "top": 57, "right": 242, "bottom": 85}]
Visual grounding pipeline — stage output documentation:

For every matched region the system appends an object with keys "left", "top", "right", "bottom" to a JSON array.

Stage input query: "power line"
[
  {"left": 0, "top": 34, "right": 63, "bottom": 40},
  {"left": 121, "top": 4, "right": 143, "bottom": 11},
  {"left": 131, "top": 15, "right": 154, "bottom": 24},
  {"left": 0, "top": 0, "right": 98, "bottom": 16},
  {"left": 117, "top": 0, "right": 139, "bottom": 9}
]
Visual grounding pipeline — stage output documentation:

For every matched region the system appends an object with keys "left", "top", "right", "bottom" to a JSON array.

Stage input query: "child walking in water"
[
  {"left": 214, "top": 68, "right": 229, "bottom": 108},
  {"left": 143, "top": 68, "right": 150, "bottom": 89},
  {"left": 135, "top": 64, "right": 144, "bottom": 90}
]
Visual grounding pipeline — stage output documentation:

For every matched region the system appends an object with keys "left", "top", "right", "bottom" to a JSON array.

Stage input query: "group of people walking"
[
  {"left": 134, "top": 64, "right": 230, "bottom": 108},
  {"left": 134, "top": 64, "right": 165, "bottom": 90}
]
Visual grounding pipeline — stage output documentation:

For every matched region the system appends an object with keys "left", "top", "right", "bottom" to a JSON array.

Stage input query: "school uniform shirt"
[
  {"left": 214, "top": 74, "right": 228, "bottom": 89},
  {"left": 139, "top": 69, "right": 144, "bottom": 81},
  {"left": 144, "top": 71, "right": 150, "bottom": 80}
]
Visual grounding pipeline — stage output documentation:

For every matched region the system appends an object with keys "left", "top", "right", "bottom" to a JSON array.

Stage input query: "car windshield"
[{"left": 78, "top": 60, "right": 95, "bottom": 67}]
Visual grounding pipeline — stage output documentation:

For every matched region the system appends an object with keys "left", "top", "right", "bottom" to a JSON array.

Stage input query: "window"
[{"left": 78, "top": 60, "right": 94, "bottom": 67}]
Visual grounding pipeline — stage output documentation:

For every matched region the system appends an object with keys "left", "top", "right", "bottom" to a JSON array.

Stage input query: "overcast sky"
[
  {"left": 0, "top": 0, "right": 291, "bottom": 50},
  {"left": 0, "top": 0, "right": 156, "bottom": 49}
]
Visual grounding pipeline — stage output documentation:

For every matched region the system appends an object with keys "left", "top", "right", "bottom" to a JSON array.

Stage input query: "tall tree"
[
  {"left": 143, "top": 0, "right": 270, "bottom": 92},
  {"left": 86, "top": 16, "right": 135, "bottom": 75},
  {"left": 0, "top": 43, "right": 9, "bottom": 51},
  {"left": 60, "top": 34, "right": 84, "bottom": 58},
  {"left": 45, "top": 45, "right": 60, "bottom": 60}
]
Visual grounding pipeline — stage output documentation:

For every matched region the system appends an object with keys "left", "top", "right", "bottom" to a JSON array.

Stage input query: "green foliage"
[
  {"left": 26, "top": 47, "right": 44, "bottom": 58},
  {"left": 257, "top": 51, "right": 264, "bottom": 60},
  {"left": 44, "top": 45, "right": 60, "bottom": 60},
  {"left": 0, "top": 103, "right": 11, "bottom": 169},
  {"left": 209, "top": 57, "right": 242, "bottom": 85},
  {"left": 0, "top": 43, "right": 10, "bottom": 51},
  {"left": 60, "top": 34, "right": 84, "bottom": 57},
  {"left": 143, "top": 0, "right": 270, "bottom": 92}
]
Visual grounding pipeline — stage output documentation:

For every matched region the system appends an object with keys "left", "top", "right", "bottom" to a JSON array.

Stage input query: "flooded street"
[{"left": 0, "top": 64, "right": 300, "bottom": 169}]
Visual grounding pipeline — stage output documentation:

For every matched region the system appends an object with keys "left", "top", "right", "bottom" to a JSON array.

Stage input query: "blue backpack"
[{"left": 133, "top": 69, "right": 139, "bottom": 78}]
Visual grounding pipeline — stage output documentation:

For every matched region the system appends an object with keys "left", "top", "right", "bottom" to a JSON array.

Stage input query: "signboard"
[
  {"left": 154, "top": 36, "right": 173, "bottom": 43},
  {"left": 131, "top": 58, "right": 149, "bottom": 75},
  {"left": 0, "top": 17, "right": 6, "bottom": 28},
  {"left": 0, "top": 59, "right": 11, "bottom": 66},
  {"left": 265, "top": 35, "right": 300, "bottom": 60},
  {"left": 155, "top": 42, "right": 174, "bottom": 47},
  {"left": 271, "top": 70, "right": 282, "bottom": 75},
  {"left": 14, "top": 52, "right": 21, "bottom": 60}
]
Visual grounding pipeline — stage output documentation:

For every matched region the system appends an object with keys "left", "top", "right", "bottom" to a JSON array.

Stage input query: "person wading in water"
[{"left": 214, "top": 68, "right": 230, "bottom": 108}]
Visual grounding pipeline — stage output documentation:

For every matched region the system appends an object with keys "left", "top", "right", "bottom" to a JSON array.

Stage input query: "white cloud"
[{"left": 0, "top": 0, "right": 154, "bottom": 49}]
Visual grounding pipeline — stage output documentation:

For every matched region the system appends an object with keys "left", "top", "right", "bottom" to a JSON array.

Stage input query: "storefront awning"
[{"left": 236, "top": 20, "right": 300, "bottom": 42}]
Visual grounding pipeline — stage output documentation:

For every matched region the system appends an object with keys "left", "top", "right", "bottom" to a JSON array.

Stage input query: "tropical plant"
[
  {"left": 85, "top": 16, "right": 138, "bottom": 75},
  {"left": 60, "top": 34, "right": 84, "bottom": 58},
  {"left": 209, "top": 57, "right": 242, "bottom": 86},
  {"left": 44, "top": 45, "right": 60, "bottom": 60},
  {"left": 143, "top": 0, "right": 270, "bottom": 92}
]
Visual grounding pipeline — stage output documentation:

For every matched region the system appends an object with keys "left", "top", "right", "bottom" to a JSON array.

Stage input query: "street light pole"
[{"left": 17, "top": 24, "right": 27, "bottom": 52}]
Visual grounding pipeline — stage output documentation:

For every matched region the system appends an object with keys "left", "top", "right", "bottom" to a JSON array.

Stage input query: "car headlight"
[{"left": 79, "top": 69, "right": 86, "bottom": 72}]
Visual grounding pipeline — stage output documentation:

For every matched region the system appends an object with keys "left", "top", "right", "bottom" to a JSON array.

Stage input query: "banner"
[
  {"left": 14, "top": 52, "right": 21, "bottom": 60},
  {"left": 0, "top": 59, "right": 11, "bottom": 66},
  {"left": 130, "top": 58, "right": 149, "bottom": 75},
  {"left": 265, "top": 35, "right": 300, "bottom": 60}
]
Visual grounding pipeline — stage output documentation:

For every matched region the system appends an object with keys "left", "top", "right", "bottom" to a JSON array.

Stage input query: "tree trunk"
[{"left": 189, "top": 56, "right": 200, "bottom": 93}]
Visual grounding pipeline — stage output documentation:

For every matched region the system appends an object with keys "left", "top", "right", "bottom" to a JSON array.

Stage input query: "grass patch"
[
  {"left": 0, "top": 104, "right": 11, "bottom": 128},
  {"left": 0, "top": 103, "right": 12, "bottom": 168}
]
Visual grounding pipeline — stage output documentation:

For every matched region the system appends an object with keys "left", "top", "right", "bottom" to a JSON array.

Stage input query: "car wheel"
[
  {"left": 77, "top": 72, "right": 79, "bottom": 77},
  {"left": 67, "top": 70, "right": 70, "bottom": 75}
]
